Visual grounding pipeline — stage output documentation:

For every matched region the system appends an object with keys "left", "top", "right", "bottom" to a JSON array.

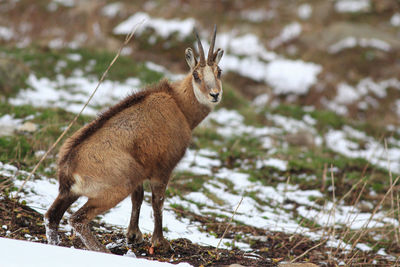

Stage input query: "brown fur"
[
  {"left": 57, "top": 80, "right": 174, "bottom": 194},
  {"left": 45, "top": 29, "right": 223, "bottom": 253}
]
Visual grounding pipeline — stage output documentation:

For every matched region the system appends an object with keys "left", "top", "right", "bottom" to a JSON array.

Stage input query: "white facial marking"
[
  {"left": 193, "top": 80, "right": 215, "bottom": 109},
  {"left": 203, "top": 66, "right": 215, "bottom": 88}
]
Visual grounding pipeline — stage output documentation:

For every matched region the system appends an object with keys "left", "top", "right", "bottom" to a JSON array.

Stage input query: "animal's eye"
[
  {"left": 193, "top": 71, "right": 201, "bottom": 82},
  {"left": 217, "top": 67, "right": 222, "bottom": 78}
]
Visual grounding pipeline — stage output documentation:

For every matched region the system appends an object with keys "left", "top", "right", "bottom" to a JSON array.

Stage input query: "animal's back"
[{"left": 58, "top": 83, "right": 192, "bottom": 197}]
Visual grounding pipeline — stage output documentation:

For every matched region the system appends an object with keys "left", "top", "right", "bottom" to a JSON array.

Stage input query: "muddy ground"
[{"left": 0, "top": 195, "right": 392, "bottom": 266}]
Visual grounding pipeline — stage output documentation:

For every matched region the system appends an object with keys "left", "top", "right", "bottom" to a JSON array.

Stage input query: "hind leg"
[
  {"left": 44, "top": 192, "right": 79, "bottom": 245},
  {"left": 69, "top": 194, "right": 127, "bottom": 253},
  {"left": 126, "top": 183, "right": 144, "bottom": 245}
]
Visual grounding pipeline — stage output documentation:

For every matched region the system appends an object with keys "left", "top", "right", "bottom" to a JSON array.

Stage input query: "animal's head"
[{"left": 185, "top": 26, "right": 224, "bottom": 108}]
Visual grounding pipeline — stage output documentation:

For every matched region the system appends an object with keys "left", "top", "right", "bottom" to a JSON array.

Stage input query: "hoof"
[
  {"left": 44, "top": 219, "right": 60, "bottom": 245},
  {"left": 126, "top": 230, "right": 143, "bottom": 245},
  {"left": 151, "top": 237, "right": 173, "bottom": 253}
]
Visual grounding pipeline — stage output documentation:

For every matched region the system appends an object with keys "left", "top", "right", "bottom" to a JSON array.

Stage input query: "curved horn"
[
  {"left": 194, "top": 28, "right": 205, "bottom": 67},
  {"left": 207, "top": 25, "right": 217, "bottom": 66}
]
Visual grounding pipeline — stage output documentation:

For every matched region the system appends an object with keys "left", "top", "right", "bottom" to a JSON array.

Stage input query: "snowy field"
[
  {"left": 0, "top": 238, "right": 191, "bottom": 267},
  {"left": 1, "top": 3, "right": 400, "bottom": 265}
]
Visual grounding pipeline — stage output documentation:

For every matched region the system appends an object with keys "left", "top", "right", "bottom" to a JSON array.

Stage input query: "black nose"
[{"left": 210, "top": 92, "right": 219, "bottom": 100}]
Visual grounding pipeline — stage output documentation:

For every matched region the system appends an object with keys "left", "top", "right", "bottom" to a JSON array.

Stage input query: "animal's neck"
[{"left": 172, "top": 74, "right": 211, "bottom": 129}]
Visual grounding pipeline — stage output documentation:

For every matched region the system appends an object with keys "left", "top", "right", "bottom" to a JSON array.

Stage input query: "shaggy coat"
[{"left": 44, "top": 26, "right": 224, "bottom": 253}]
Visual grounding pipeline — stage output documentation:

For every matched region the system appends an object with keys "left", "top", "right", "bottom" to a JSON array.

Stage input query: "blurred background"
[{"left": 1, "top": 0, "right": 400, "bottom": 123}]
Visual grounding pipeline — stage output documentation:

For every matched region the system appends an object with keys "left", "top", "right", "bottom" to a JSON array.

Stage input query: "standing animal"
[{"left": 44, "top": 26, "right": 224, "bottom": 253}]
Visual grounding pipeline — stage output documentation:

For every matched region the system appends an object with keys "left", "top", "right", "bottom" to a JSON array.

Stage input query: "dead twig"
[
  {"left": 14, "top": 20, "right": 145, "bottom": 197},
  {"left": 215, "top": 196, "right": 243, "bottom": 252}
]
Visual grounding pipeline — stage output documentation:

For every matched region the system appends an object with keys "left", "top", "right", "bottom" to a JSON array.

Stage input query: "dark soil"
[{"left": 0, "top": 196, "right": 395, "bottom": 266}]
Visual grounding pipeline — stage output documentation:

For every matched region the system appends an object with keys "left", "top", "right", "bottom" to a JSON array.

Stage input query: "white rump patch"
[{"left": 70, "top": 173, "right": 85, "bottom": 195}]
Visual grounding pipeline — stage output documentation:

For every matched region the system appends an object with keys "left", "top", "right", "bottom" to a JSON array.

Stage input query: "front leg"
[
  {"left": 150, "top": 180, "right": 171, "bottom": 251},
  {"left": 127, "top": 184, "right": 144, "bottom": 245}
]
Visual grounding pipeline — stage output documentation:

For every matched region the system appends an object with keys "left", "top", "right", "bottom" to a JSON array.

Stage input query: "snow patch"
[
  {"left": 325, "top": 126, "right": 400, "bottom": 174},
  {"left": 0, "top": 115, "right": 23, "bottom": 136},
  {"left": 0, "top": 26, "right": 14, "bottom": 41},
  {"left": 101, "top": 2, "right": 123, "bottom": 18},
  {"left": 270, "top": 22, "right": 302, "bottom": 49},
  {"left": 329, "top": 78, "right": 400, "bottom": 114},
  {"left": 298, "top": 4, "right": 312, "bottom": 20},
  {"left": 391, "top": 13, "right": 400, "bottom": 27},
  {"left": 240, "top": 9, "right": 275, "bottom": 22},
  {"left": 335, "top": 0, "right": 370, "bottom": 13},
  {"left": 328, "top": 37, "right": 391, "bottom": 53},
  {"left": 264, "top": 59, "right": 321, "bottom": 95},
  {"left": 256, "top": 158, "right": 288, "bottom": 171},
  {"left": 0, "top": 237, "right": 191, "bottom": 267},
  {"left": 10, "top": 72, "right": 141, "bottom": 116},
  {"left": 113, "top": 12, "right": 195, "bottom": 40}
]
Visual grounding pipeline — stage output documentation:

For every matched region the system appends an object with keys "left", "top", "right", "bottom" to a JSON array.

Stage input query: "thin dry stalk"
[
  {"left": 348, "top": 176, "right": 400, "bottom": 259},
  {"left": 290, "top": 238, "right": 327, "bottom": 263},
  {"left": 346, "top": 227, "right": 397, "bottom": 266},
  {"left": 328, "top": 165, "right": 337, "bottom": 263},
  {"left": 384, "top": 139, "right": 398, "bottom": 243},
  {"left": 291, "top": 169, "right": 365, "bottom": 253},
  {"left": 215, "top": 196, "right": 243, "bottom": 252},
  {"left": 0, "top": 176, "right": 12, "bottom": 191},
  {"left": 321, "top": 163, "right": 327, "bottom": 192},
  {"left": 14, "top": 20, "right": 145, "bottom": 197},
  {"left": 397, "top": 193, "right": 400, "bottom": 240},
  {"left": 334, "top": 180, "right": 368, "bottom": 256}
]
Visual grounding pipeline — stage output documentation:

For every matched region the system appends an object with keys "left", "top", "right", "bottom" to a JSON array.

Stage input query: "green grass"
[
  {"left": 167, "top": 171, "right": 210, "bottom": 197},
  {"left": 0, "top": 102, "right": 90, "bottom": 174},
  {"left": 0, "top": 46, "right": 164, "bottom": 87},
  {"left": 218, "top": 134, "right": 266, "bottom": 169}
]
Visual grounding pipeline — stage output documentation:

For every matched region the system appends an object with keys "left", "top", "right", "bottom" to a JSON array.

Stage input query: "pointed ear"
[
  {"left": 185, "top": 48, "right": 197, "bottom": 69},
  {"left": 213, "top": 48, "right": 224, "bottom": 64}
]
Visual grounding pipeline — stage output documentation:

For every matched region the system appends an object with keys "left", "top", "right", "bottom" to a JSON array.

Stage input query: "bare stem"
[
  {"left": 215, "top": 196, "right": 244, "bottom": 252},
  {"left": 14, "top": 20, "right": 145, "bottom": 197}
]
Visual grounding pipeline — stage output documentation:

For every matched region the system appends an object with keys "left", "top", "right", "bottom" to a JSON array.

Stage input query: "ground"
[{"left": 0, "top": 196, "right": 391, "bottom": 266}]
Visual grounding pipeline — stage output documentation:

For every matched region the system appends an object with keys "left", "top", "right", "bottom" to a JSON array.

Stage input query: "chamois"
[{"left": 44, "top": 26, "right": 224, "bottom": 253}]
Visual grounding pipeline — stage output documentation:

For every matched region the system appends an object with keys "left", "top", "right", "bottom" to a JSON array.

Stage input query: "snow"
[
  {"left": 391, "top": 13, "right": 400, "bottom": 27},
  {"left": 51, "top": 0, "right": 75, "bottom": 7},
  {"left": 270, "top": 22, "right": 302, "bottom": 49},
  {"left": 335, "top": 83, "right": 360, "bottom": 104},
  {"left": 328, "top": 37, "right": 391, "bottom": 53},
  {"left": 0, "top": 237, "right": 191, "bottom": 267},
  {"left": 66, "top": 53, "right": 82, "bottom": 62},
  {"left": 298, "top": 4, "right": 312, "bottom": 20},
  {"left": 120, "top": 18, "right": 321, "bottom": 97},
  {"left": 101, "top": 2, "right": 123, "bottom": 18},
  {"left": 10, "top": 72, "right": 142, "bottom": 116},
  {"left": 329, "top": 78, "right": 400, "bottom": 115},
  {"left": 325, "top": 126, "right": 400, "bottom": 173},
  {"left": 221, "top": 56, "right": 321, "bottom": 95},
  {"left": 0, "top": 114, "right": 23, "bottom": 136},
  {"left": 252, "top": 93, "right": 270, "bottom": 107},
  {"left": 219, "top": 33, "right": 277, "bottom": 61},
  {"left": 113, "top": 12, "right": 195, "bottom": 40},
  {"left": 0, "top": 26, "right": 14, "bottom": 41},
  {"left": 240, "top": 9, "right": 275, "bottom": 22},
  {"left": 334, "top": 0, "right": 370, "bottom": 13},
  {"left": 256, "top": 158, "right": 288, "bottom": 171},
  {"left": 264, "top": 59, "right": 321, "bottom": 95},
  {"left": 2, "top": 106, "right": 400, "bottom": 257}
]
